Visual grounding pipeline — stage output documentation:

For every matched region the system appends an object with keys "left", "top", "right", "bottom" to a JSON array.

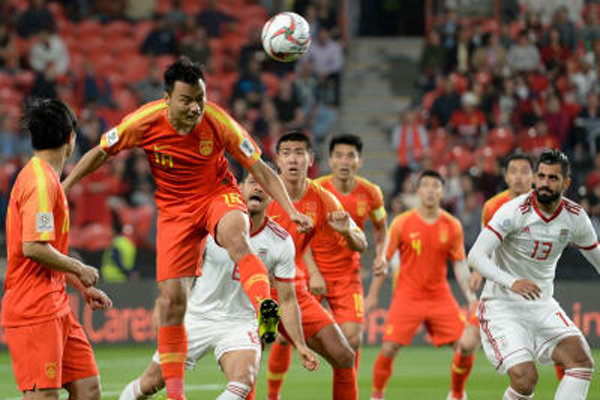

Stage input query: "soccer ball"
[{"left": 261, "top": 12, "right": 311, "bottom": 62}]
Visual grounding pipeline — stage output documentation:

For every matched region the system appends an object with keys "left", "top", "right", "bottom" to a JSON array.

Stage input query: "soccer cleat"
[
  {"left": 446, "top": 392, "right": 468, "bottom": 400},
  {"left": 258, "top": 298, "right": 281, "bottom": 344}
]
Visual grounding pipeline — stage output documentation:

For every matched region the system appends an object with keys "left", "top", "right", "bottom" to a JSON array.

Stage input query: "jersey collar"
[
  {"left": 531, "top": 193, "right": 563, "bottom": 223},
  {"left": 250, "top": 216, "right": 269, "bottom": 237}
]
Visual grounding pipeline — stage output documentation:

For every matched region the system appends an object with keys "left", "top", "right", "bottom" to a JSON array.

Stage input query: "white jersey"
[
  {"left": 482, "top": 192, "right": 597, "bottom": 301},
  {"left": 186, "top": 217, "right": 295, "bottom": 322}
]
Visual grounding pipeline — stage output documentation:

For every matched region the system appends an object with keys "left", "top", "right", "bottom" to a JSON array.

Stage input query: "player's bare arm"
[
  {"left": 452, "top": 259, "right": 478, "bottom": 307},
  {"left": 275, "top": 279, "right": 319, "bottom": 371},
  {"left": 65, "top": 274, "right": 113, "bottom": 310},
  {"left": 468, "top": 271, "right": 483, "bottom": 292},
  {"left": 468, "top": 229, "right": 541, "bottom": 300},
  {"left": 249, "top": 159, "right": 313, "bottom": 232},
  {"left": 22, "top": 241, "right": 99, "bottom": 287},
  {"left": 372, "top": 218, "right": 389, "bottom": 275},
  {"left": 327, "top": 210, "right": 367, "bottom": 252},
  {"left": 304, "top": 247, "right": 326, "bottom": 296},
  {"left": 62, "top": 145, "right": 110, "bottom": 194}
]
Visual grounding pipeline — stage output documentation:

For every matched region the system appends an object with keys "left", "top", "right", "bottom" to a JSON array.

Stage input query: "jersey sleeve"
[
  {"left": 368, "top": 183, "right": 387, "bottom": 224},
  {"left": 486, "top": 199, "right": 519, "bottom": 241},
  {"left": 21, "top": 163, "right": 58, "bottom": 242},
  {"left": 449, "top": 218, "right": 467, "bottom": 261},
  {"left": 572, "top": 210, "right": 599, "bottom": 249},
  {"left": 274, "top": 235, "right": 296, "bottom": 281},
  {"left": 205, "top": 102, "right": 262, "bottom": 170},
  {"left": 481, "top": 200, "right": 494, "bottom": 227},
  {"left": 386, "top": 215, "right": 404, "bottom": 261}
]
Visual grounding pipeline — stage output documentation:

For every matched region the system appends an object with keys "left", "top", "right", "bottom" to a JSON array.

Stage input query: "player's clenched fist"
[
  {"left": 327, "top": 210, "right": 351, "bottom": 233},
  {"left": 83, "top": 287, "right": 113, "bottom": 310},
  {"left": 510, "top": 279, "right": 541, "bottom": 300},
  {"left": 292, "top": 211, "right": 313, "bottom": 233},
  {"left": 297, "top": 345, "right": 319, "bottom": 371},
  {"left": 77, "top": 263, "right": 99, "bottom": 287}
]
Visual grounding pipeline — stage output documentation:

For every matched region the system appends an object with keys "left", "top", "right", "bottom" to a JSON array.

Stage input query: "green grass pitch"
[{"left": 1, "top": 345, "right": 598, "bottom": 399}]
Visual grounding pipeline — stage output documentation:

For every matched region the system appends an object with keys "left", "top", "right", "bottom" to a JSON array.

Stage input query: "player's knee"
[
  {"left": 228, "top": 366, "right": 257, "bottom": 387},
  {"left": 332, "top": 346, "right": 355, "bottom": 369},
  {"left": 77, "top": 379, "right": 101, "bottom": 400},
  {"left": 347, "top": 333, "right": 361, "bottom": 351},
  {"left": 30, "top": 390, "right": 60, "bottom": 400},
  {"left": 509, "top": 365, "right": 538, "bottom": 395},
  {"left": 157, "top": 290, "right": 187, "bottom": 317},
  {"left": 381, "top": 342, "right": 401, "bottom": 359},
  {"left": 567, "top": 352, "right": 595, "bottom": 370}
]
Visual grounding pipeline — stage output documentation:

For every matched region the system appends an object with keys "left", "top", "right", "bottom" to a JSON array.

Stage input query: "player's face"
[
  {"left": 276, "top": 141, "right": 313, "bottom": 182},
  {"left": 166, "top": 79, "right": 206, "bottom": 131},
  {"left": 328, "top": 144, "right": 362, "bottom": 181},
  {"left": 242, "top": 175, "right": 270, "bottom": 213},
  {"left": 505, "top": 159, "right": 533, "bottom": 196},
  {"left": 417, "top": 176, "right": 444, "bottom": 209},
  {"left": 534, "top": 163, "right": 570, "bottom": 204}
]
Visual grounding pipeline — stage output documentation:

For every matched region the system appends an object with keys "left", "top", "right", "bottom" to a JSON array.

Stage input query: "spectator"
[
  {"left": 314, "top": 0, "right": 339, "bottom": 36},
  {"left": 540, "top": 28, "right": 569, "bottom": 76},
  {"left": 471, "top": 32, "right": 507, "bottom": 73},
  {"left": 437, "top": 9, "right": 459, "bottom": 52},
  {"left": 164, "top": 0, "right": 187, "bottom": 29},
  {"left": 131, "top": 64, "right": 164, "bottom": 105},
  {"left": 520, "top": 120, "right": 560, "bottom": 156},
  {"left": 231, "top": 57, "right": 266, "bottom": 109},
  {"left": 430, "top": 77, "right": 461, "bottom": 127},
  {"left": 507, "top": 30, "right": 541, "bottom": 73},
  {"left": 307, "top": 27, "right": 343, "bottom": 106},
  {"left": 0, "top": 21, "right": 18, "bottom": 71},
  {"left": 543, "top": 93, "right": 570, "bottom": 146},
  {"left": 583, "top": 7, "right": 600, "bottom": 49},
  {"left": 273, "top": 79, "right": 304, "bottom": 131},
  {"left": 77, "top": 60, "right": 115, "bottom": 107},
  {"left": 16, "top": 0, "right": 55, "bottom": 38},
  {"left": 254, "top": 97, "right": 278, "bottom": 139},
  {"left": 524, "top": 10, "right": 544, "bottom": 45},
  {"left": 449, "top": 92, "right": 487, "bottom": 146},
  {"left": 196, "top": 0, "right": 236, "bottom": 38},
  {"left": 0, "top": 116, "right": 28, "bottom": 162},
  {"left": 569, "top": 57, "right": 596, "bottom": 105},
  {"left": 140, "top": 16, "right": 178, "bottom": 56},
  {"left": 446, "top": 27, "right": 473, "bottom": 74},
  {"left": 418, "top": 30, "right": 445, "bottom": 91},
  {"left": 585, "top": 151, "right": 600, "bottom": 192},
  {"left": 549, "top": 5, "right": 579, "bottom": 51},
  {"left": 239, "top": 26, "right": 269, "bottom": 73},
  {"left": 29, "top": 69, "right": 58, "bottom": 99},
  {"left": 392, "top": 108, "right": 429, "bottom": 194},
  {"left": 77, "top": 107, "right": 107, "bottom": 154},
  {"left": 180, "top": 25, "right": 211, "bottom": 66},
  {"left": 575, "top": 91, "right": 600, "bottom": 154},
  {"left": 457, "top": 188, "right": 483, "bottom": 250},
  {"left": 29, "top": 27, "right": 69, "bottom": 76},
  {"left": 498, "top": 77, "right": 518, "bottom": 125}
]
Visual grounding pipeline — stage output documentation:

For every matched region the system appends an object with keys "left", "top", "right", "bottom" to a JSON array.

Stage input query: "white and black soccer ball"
[{"left": 261, "top": 12, "right": 311, "bottom": 62}]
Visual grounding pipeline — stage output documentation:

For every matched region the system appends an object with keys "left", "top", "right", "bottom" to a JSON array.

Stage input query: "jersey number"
[
  {"left": 411, "top": 239, "right": 422, "bottom": 256},
  {"left": 531, "top": 240, "right": 552, "bottom": 261},
  {"left": 154, "top": 151, "right": 173, "bottom": 168},
  {"left": 222, "top": 193, "right": 245, "bottom": 207}
]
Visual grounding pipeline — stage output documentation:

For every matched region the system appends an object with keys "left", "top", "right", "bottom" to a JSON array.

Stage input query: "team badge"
[
  {"left": 45, "top": 362, "right": 57, "bottom": 379},
  {"left": 36, "top": 212, "right": 54, "bottom": 233},
  {"left": 105, "top": 127, "right": 119, "bottom": 147},
  {"left": 559, "top": 229, "right": 569, "bottom": 243},
  {"left": 199, "top": 139, "right": 213, "bottom": 156},
  {"left": 439, "top": 227, "right": 448, "bottom": 243},
  {"left": 357, "top": 201, "right": 367, "bottom": 217},
  {"left": 240, "top": 137, "right": 255, "bottom": 157}
]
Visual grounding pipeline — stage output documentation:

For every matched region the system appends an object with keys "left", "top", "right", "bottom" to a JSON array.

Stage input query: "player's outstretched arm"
[
  {"left": 275, "top": 279, "right": 319, "bottom": 371},
  {"left": 22, "top": 241, "right": 99, "bottom": 287},
  {"left": 327, "top": 211, "right": 367, "bottom": 252},
  {"left": 453, "top": 259, "right": 478, "bottom": 307},
  {"left": 249, "top": 159, "right": 313, "bottom": 232},
  {"left": 62, "top": 145, "right": 111, "bottom": 194}
]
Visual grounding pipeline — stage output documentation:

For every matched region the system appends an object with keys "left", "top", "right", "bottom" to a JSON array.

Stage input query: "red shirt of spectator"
[{"left": 449, "top": 92, "right": 487, "bottom": 137}]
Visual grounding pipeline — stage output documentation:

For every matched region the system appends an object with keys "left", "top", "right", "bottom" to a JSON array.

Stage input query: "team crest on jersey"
[
  {"left": 357, "top": 201, "right": 367, "bottom": 217},
  {"left": 199, "top": 139, "right": 213, "bottom": 156},
  {"left": 45, "top": 362, "right": 57, "bottom": 379},
  {"left": 559, "top": 229, "right": 569, "bottom": 243},
  {"left": 105, "top": 127, "right": 119, "bottom": 147},
  {"left": 36, "top": 212, "right": 54, "bottom": 233},
  {"left": 439, "top": 227, "right": 448, "bottom": 243},
  {"left": 240, "top": 137, "right": 255, "bottom": 157}
]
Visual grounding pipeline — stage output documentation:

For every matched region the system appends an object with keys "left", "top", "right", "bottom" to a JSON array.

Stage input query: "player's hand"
[
  {"left": 468, "top": 271, "right": 483, "bottom": 292},
  {"left": 365, "top": 293, "right": 378, "bottom": 314},
  {"left": 309, "top": 271, "right": 327, "bottom": 296},
  {"left": 327, "top": 211, "right": 351, "bottom": 234},
  {"left": 83, "top": 287, "right": 113, "bottom": 310},
  {"left": 297, "top": 345, "right": 319, "bottom": 371},
  {"left": 292, "top": 211, "right": 313, "bottom": 233},
  {"left": 510, "top": 279, "right": 541, "bottom": 300},
  {"left": 77, "top": 264, "right": 99, "bottom": 287},
  {"left": 372, "top": 256, "right": 388, "bottom": 276}
]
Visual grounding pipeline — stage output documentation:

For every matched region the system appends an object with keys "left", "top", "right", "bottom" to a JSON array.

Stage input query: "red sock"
[
  {"left": 450, "top": 350, "right": 474, "bottom": 398},
  {"left": 333, "top": 368, "right": 357, "bottom": 400},
  {"left": 246, "top": 384, "right": 256, "bottom": 400},
  {"left": 555, "top": 364, "right": 565, "bottom": 380},
  {"left": 238, "top": 253, "right": 271, "bottom": 311},
  {"left": 158, "top": 325, "right": 187, "bottom": 400},
  {"left": 354, "top": 349, "right": 361, "bottom": 371},
  {"left": 372, "top": 353, "right": 394, "bottom": 399},
  {"left": 267, "top": 342, "right": 292, "bottom": 400}
]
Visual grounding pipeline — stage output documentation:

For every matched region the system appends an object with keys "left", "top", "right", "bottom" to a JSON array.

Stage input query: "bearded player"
[
  {"left": 62, "top": 57, "right": 312, "bottom": 400},
  {"left": 266, "top": 132, "right": 367, "bottom": 400},
  {"left": 469, "top": 149, "right": 598, "bottom": 400}
]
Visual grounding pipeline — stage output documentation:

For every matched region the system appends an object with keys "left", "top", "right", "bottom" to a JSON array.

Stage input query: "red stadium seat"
[
  {"left": 0, "top": 71, "right": 12, "bottom": 88},
  {"left": 76, "top": 20, "right": 103, "bottom": 38},
  {"left": 14, "top": 70, "right": 35, "bottom": 91},
  {"left": 133, "top": 20, "right": 155, "bottom": 45},
  {"left": 104, "top": 20, "right": 133, "bottom": 40}
]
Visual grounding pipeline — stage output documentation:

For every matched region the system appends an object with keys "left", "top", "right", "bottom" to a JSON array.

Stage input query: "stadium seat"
[
  {"left": 104, "top": 20, "right": 133, "bottom": 40},
  {"left": 133, "top": 20, "right": 155, "bottom": 45},
  {"left": 76, "top": 20, "right": 103, "bottom": 39},
  {"left": 261, "top": 72, "right": 280, "bottom": 97}
]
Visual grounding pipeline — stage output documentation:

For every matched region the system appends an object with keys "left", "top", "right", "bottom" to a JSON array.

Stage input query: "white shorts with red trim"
[{"left": 477, "top": 298, "right": 586, "bottom": 374}]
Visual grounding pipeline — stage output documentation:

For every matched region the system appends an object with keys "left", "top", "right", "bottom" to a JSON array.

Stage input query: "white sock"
[
  {"left": 503, "top": 386, "right": 534, "bottom": 400},
  {"left": 216, "top": 381, "right": 252, "bottom": 400},
  {"left": 119, "top": 378, "right": 147, "bottom": 400},
  {"left": 555, "top": 368, "right": 593, "bottom": 400}
]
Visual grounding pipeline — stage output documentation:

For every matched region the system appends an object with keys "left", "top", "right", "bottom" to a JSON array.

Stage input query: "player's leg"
[
  {"left": 552, "top": 336, "right": 594, "bottom": 400},
  {"left": 267, "top": 336, "right": 292, "bottom": 400},
  {"left": 218, "top": 350, "right": 260, "bottom": 400},
  {"left": 449, "top": 323, "right": 479, "bottom": 400},
  {"left": 23, "top": 389, "right": 61, "bottom": 400},
  {"left": 505, "top": 362, "right": 538, "bottom": 399},
  {"left": 119, "top": 361, "right": 163, "bottom": 400},
  {"left": 340, "top": 322, "right": 363, "bottom": 367},
  {"left": 63, "top": 376, "right": 101, "bottom": 400},
  {"left": 371, "top": 341, "right": 403, "bottom": 400}
]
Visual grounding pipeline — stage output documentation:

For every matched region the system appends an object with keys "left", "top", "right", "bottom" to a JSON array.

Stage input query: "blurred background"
[{"left": 0, "top": 0, "right": 599, "bottom": 350}]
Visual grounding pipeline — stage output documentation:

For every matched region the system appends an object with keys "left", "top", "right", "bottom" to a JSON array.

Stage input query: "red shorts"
[
  {"left": 156, "top": 185, "right": 247, "bottom": 281},
  {"left": 5, "top": 311, "right": 98, "bottom": 391},
  {"left": 383, "top": 291, "right": 466, "bottom": 347},
  {"left": 279, "top": 285, "right": 335, "bottom": 341},
  {"left": 323, "top": 274, "right": 364, "bottom": 324}
]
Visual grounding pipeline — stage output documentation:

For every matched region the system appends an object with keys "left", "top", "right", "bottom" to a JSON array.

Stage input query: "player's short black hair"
[
  {"left": 276, "top": 131, "right": 313, "bottom": 154},
  {"left": 536, "top": 149, "right": 570, "bottom": 178},
  {"left": 329, "top": 134, "right": 363, "bottom": 155},
  {"left": 23, "top": 98, "right": 77, "bottom": 150},
  {"left": 504, "top": 150, "right": 534, "bottom": 170},
  {"left": 164, "top": 56, "right": 205, "bottom": 94},
  {"left": 416, "top": 169, "right": 445, "bottom": 187}
]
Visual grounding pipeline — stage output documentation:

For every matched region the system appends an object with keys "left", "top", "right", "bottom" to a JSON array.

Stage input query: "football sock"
[
  {"left": 555, "top": 368, "right": 593, "bottom": 400},
  {"left": 238, "top": 253, "right": 271, "bottom": 311},
  {"left": 355, "top": 349, "right": 361, "bottom": 371},
  {"left": 267, "top": 341, "right": 292, "bottom": 400},
  {"left": 216, "top": 381, "right": 252, "bottom": 400},
  {"left": 502, "top": 386, "right": 534, "bottom": 399},
  {"left": 372, "top": 353, "right": 394, "bottom": 399},
  {"left": 333, "top": 367, "right": 358, "bottom": 400},
  {"left": 450, "top": 350, "right": 474, "bottom": 398},
  {"left": 119, "top": 378, "right": 148, "bottom": 400},
  {"left": 555, "top": 364, "right": 565, "bottom": 381},
  {"left": 158, "top": 325, "right": 187, "bottom": 400},
  {"left": 245, "top": 384, "right": 256, "bottom": 400}
]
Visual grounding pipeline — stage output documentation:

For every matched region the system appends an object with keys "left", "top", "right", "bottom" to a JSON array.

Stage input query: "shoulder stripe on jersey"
[
  {"left": 563, "top": 198, "right": 582, "bottom": 215},
  {"left": 267, "top": 219, "right": 289, "bottom": 239},
  {"left": 575, "top": 242, "right": 598, "bottom": 250},
  {"left": 314, "top": 174, "right": 332, "bottom": 184},
  {"left": 119, "top": 101, "right": 167, "bottom": 134},
  {"left": 205, "top": 103, "right": 260, "bottom": 161},
  {"left": 32, "top": 158, "right": 51, "bottom": 240},
  {"left": 519, "top": 194, "right": 533, "bottom": 214},
  {"left": 486, "top": 225, "right": 503, "bottom": 241}
]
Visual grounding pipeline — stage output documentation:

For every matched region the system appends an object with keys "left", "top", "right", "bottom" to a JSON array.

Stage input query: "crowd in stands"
[
  {"left": 393, "top": 1, "right": 600, "bottom": 253},
  {"left": 0, "top": 0, "right": 343, "bottom": 279}
]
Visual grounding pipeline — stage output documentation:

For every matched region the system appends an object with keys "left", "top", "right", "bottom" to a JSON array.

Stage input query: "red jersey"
[
  {"left": 266, "top": 179, "right": 342, "bottom": 285},
  {"left": 99, "top": 99, "right": 262, "bottom": 214},
  {"left": 386, "top": 209, "right": 466, "bottom": 297},
  {"left": 312, "top": 175, "right": 386, "bottom": 278},
  {"left": 2, "top": 157, "right": 71, "bottom": 327},
  {"left": 482, "top": 190, "right": 511, "bottom": 227}
]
